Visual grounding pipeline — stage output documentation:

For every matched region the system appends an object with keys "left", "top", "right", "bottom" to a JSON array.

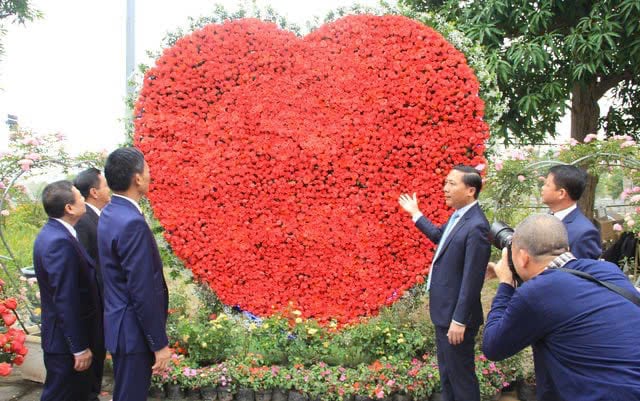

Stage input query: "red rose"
[
  {"left": 0, "top": 362, "right": 12, "bottom": 376},
  {"left": 3, "top": 298, "right": 17, "bottom": 310}
]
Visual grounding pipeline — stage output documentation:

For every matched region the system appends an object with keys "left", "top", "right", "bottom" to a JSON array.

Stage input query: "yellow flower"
[
  {"left": 34, "top": 307, "right": 41, "bottom": 316},
  {"left": 397, "top": 338, "right": 405, "bottom": 344},
  {"left": 263, "top": 323, "right": 270, "bottom": 329},
  {"left": 323, "top": 341, "right": 330, "bottom": 348},
  {"left": 307, "top": 328, "right": 318, "bottom": 335},
  {"left": 182, "top": 334, "right": 190, "bottom": 342},
  {"left": 201, "top": 342, "right": 208, "bottom": 348},
  {"left": 292, "top": 310, "right": 302, "bottom": 316},
  {"left": 249, "top": 323, "right": 257, "bottom": 331},
  {"left": 295, "top": 317, "right": 303, "bottom": 324}
]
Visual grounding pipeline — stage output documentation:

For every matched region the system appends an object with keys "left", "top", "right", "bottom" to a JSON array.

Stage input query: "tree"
[
  {"left": 399, "top": 0, "right": 640, "bottom": 144},
  {"left": 0, "top": 0, "right": 41, "bottom": 58}
]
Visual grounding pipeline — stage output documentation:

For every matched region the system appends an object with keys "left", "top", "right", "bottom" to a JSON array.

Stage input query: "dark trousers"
[
  {"left": 435, "top": 325, "right": 480, "bottom": 401},
  {"left": 112, "top": 352, "right": 154, "bottom": 401},
  {"left": 42, "top": 353, "right": 92, "bottom": 401},
  {"left": 88, "top": 346, "right": 106, "bottom": 401}
]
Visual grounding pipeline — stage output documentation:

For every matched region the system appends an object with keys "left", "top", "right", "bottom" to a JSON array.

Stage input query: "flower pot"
[
  {"left": 20, "top": 331, "right": 45, "bottom": 383},
  {"left": 428, "top": 392, "right": 443, "bottom": 401},
  {"left": 201, "top": 386, "right": 218, "bottom": 401},
  {"left": 517, "top": 382, "right": 537, "bottom": 401},
  {"left": 149, "top": 383, "right": 167, "bottom": 398},
  {"left": 288, "top": 391, "right": 308, "bottom": 401},
  {"left": 354, "top": 396, "right": 373, "bottom": 401},
  {"left": 237, "top": 387, "right": 255, "bottom": 401},
  {"left": 255, "top": 389, "right": 273, "bottom": 401},
  {"left": 167, "top": 383, "right": 186, "bottom": 400},
  {"left": 393, "top": 394, "right": 412, "bottom": 401},
  {"left": 217, "top": 385, "right": 234, "bottom": 401},
  {"left": 272, "top": 388, "right": 288, "bottom": 401},
  {"left": 186, "top": 387, "right": 203, "bottom": 400}
]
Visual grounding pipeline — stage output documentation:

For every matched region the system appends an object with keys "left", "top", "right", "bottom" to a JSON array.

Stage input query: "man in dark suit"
[
  {"left": 483, "top": 214, "right": 640, "bottom": 401},
  {"left": 33, "top": 180, "right": 102, "bottom": 401},
  {"left": 399, "top": 165, "right": 490, "bottom": 401},
  {"left": 541, "top": 164, "right": 601, "bottom": 259},
  {"left": 73, "top": 168, "right": 111, "bottom": 401},
  {"left": 97, "top": 147, "right": 170, "bottom": 401}
]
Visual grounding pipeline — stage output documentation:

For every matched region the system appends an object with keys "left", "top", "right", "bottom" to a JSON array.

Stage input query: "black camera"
[{"left": 488, "top": 221, "right": 522, "bottom": 285}]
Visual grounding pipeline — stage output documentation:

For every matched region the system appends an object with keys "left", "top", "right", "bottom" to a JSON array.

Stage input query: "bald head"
[{"left": 512, "top": 214, "right": 569, "bottom": 262}]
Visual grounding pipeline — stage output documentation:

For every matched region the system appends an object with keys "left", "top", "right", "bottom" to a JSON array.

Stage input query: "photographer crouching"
[{"left": 483, "top": 214, "right": 640, "bottom": 401}]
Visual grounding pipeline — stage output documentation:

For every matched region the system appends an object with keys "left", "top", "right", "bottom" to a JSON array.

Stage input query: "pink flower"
[
  {"left": 570, "top": 138, "right": 579, "bottom": 146},
  {"left": 475, "top": 163, "right": 485, "bottom": 171},
  {"left": 583, "top": 133, "right": 597, "bottom": 143},
  {"left": 494, "top": 160, "right": 503, "bottom": 171},
  {"left": 0, "top": 210, "right": 9, "bottom": 217},
  {"left": 517, "top": 175, "right": 526, "bottom": 182},
  {"left": 621, "top": 140, "right": 636, "bottom": 148},
  {"left": 339, "top": 374, "right": 346, "bottom": 382},
  {"left": 18, "top": 159, "right": 34, "bottom": 171},
  {"left": 510, "top": 150, "right": 526, "bottom": 161},
  {"left": 25, "top": 153, "right": 41, "bottom": 161},
  {"left": 376, "top": 389, "right": 385, "bottom": 399},
  {"left": 613, "top": 223, "right": 623, "bottom": 232}
]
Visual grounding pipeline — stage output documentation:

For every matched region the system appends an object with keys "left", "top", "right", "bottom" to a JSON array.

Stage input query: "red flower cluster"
[
  {"left": 0, "top": 280, "right": 28, "bottom": 376},
  {"left": 135, "top": 15, "right": 488, "bottom": 324}
]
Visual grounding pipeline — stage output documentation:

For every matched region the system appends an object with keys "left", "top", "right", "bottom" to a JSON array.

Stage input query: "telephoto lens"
[{"left": 488, "top": 221, "right": 522, "bottom": 285}]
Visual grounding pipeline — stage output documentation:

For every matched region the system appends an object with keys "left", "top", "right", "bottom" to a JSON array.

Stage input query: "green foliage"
[
  {"left": 399, "top": 0, "right": 640, "bottom": 143},
  {"left": 0, "top": 0, "right": 42, "bottom": 59},
  {"left": 0, "top": 201, "right": 45, "bottom": 270}
]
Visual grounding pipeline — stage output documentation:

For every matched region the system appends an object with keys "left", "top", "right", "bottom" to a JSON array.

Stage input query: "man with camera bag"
[
  {"left": 483, "top": 214, "right": 640, "bottom": 401},
  {"left": 399, "top": 165, "right": 490, "bottom": 401}
]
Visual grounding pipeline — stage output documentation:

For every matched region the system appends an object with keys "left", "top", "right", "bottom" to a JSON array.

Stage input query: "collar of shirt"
[
  {"left": 85, "top": 202, "right": 101, "bottom": 216},
  {"left": 545, "top": 252, "right": 576, "bottom": 270},
  {"left": 53, "top": 218, "right": 77, "bottom": 239},
  {"left": 112, "top": 194, "right": 143, "bottom": 214},
  {"left": 552, "top": 204, "right": 577, "bottom": 221}
]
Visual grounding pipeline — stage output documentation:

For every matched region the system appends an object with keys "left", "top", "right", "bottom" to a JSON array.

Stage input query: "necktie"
[{"left": 426, "top": 211, "right": 460, "bottom": 291}]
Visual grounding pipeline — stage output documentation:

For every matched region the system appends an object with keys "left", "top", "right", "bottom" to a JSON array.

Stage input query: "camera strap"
[{"left": 556, "top": 268, "right": 640, "bottom": 307}]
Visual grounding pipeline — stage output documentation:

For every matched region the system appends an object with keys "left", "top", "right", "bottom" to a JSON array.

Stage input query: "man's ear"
[
  {"left": 557, "top": 188, "right": 569, "bottom": 200},
  {"left": 88, "top": 187, "right": 98, "bottom": 200}
]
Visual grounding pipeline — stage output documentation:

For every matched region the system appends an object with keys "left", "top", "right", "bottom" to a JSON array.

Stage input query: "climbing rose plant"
[{"left": 134, "top": 15, "right": 488, "bottom": 324}]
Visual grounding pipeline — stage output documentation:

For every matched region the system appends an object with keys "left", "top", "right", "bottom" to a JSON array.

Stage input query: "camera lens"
[{"left": 489, "top": 221, "right": 514, "bottom": 250}]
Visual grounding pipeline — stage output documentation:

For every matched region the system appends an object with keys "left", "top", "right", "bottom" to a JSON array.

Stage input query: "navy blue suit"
[
  {"left": 33, "top": 219, "right": 102, "bottom": 401},
  {"left": 562, "top": 207, "right": 602, "bottom": 259},
  {"left": 415, "top": 203, "right": 491, "bottom": 401},
  {"left": 75, "top": 206, "right": 105, "bottom": 401},
  {"left": 97, "top": 196, "right": 168, "bottom": 401},
  {"left": 483, "top": 258, "right": 640, "bottom": 401}
]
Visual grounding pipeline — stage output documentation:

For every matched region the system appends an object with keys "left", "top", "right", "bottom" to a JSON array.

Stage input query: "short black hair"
[
  {"left": 104, "top": 147, "right": 145, "bottom": 192},
  {"left": 452, "top": 165, "right": 482, "bottom": 199},
  {"left": 548, "top": 164, "right": 587, "bottom": 201},
  {"left": 73, "top": 167, "right": 102, "bottom": 198},
  {"left": 42, "top": 180, "right": 76, "bottom": 218}
]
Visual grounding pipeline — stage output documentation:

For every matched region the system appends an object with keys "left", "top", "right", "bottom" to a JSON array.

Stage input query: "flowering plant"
[
  {"left": 0, "top": 279, "right": 28, "bottom": 376},
  {"left": 135, "top": 15, "right": 489, "bottom": 324}
]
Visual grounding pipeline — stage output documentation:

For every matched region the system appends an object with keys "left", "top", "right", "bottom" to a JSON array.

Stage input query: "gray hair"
[{"left": 512, "top": 214, "right": 569, "bottom": 260}]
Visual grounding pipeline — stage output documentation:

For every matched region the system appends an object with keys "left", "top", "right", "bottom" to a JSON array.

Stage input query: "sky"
[{"left": 0, "top": 0, "right": 387, "bottom": 154}]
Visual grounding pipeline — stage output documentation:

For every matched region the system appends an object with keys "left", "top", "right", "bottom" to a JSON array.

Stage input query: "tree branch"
[{"left": 595, "top": 71, "right": 634, "bottom": 99}]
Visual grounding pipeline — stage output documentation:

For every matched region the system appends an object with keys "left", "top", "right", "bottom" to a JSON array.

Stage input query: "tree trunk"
[
  {"left": 578, "top": 173, "right": 598, "bottom": 221},
  {"left": 571, "top": 82, "right": 600, "bottom": 218},
  {"left": 570, "top": 82, "right": 600, "bottom": 143}
]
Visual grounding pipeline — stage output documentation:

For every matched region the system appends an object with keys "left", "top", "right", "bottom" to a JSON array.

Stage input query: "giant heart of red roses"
[{"left": 134, "top": 15, "right": 488, "bottom": 324}]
